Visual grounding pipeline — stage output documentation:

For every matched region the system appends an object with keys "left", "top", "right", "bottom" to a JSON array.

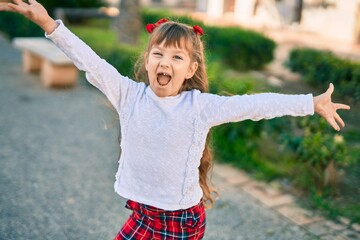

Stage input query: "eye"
[
  {"left": 174, "top": 55, "right": 183, "bottom": 60},
  {"left": 153, "top": 52, "right": 162, "bottom": 57}
]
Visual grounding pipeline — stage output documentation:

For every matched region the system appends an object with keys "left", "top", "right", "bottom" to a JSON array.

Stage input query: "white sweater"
[{"left": 46, "top": 21, "right": 314, "bottom": 210}]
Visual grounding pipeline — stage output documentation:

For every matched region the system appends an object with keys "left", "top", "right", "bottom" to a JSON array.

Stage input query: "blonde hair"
[{"left": 134, "top": 21, "right": 217, "bottom": 208}]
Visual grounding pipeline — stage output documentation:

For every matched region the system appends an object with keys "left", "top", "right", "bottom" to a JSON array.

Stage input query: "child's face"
[{"left": 145, "top": 41, "right": 198, "bottom": 97}]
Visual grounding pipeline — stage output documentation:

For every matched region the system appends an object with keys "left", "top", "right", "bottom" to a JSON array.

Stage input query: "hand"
[
  {"left": 0, "top": 0, "right": 57, "bottom": 34},
  {"left": 313, "top": 83, "right": 350, "bottom": 131}
]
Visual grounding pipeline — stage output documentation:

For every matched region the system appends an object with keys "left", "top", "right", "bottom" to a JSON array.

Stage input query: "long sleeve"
[
  {"left": 45, "top": 20, "right": 140, "bottom": 113},
  {"left": 197, "top": 92, "right": 314, "bottom": 128}
]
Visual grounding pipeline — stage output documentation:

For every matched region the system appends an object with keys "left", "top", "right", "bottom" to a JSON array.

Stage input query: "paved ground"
[{"left": 0, "top": 33, "right": 358, "bottom": 240}]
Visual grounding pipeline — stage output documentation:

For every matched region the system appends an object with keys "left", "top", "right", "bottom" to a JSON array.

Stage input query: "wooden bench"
[{"left": 13, "top": 37, "right": 78, "bottom": 88}]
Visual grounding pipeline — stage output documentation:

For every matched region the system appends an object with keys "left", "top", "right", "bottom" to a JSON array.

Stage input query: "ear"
[
  {"left": 186, "top": 61, "right": 198, "bottom": 79},
  {"left": 144, "top": 52, "right": 149, "bottom": 71}
]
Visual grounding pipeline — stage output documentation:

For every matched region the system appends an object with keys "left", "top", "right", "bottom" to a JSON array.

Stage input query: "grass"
[{"left": 69, "top": 25, "right": 118, "bottom": 51}]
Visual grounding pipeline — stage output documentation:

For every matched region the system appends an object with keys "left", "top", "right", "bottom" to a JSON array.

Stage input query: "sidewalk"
[
  {"left": 0, "top": 32, "right": 358, "bottom": 240},
  {"left": 213, "top": 164, "right": 360, "bottom": 240}
]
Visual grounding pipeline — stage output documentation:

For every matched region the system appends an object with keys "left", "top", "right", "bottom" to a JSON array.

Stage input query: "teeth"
[{"left": 157, "top": 72, "right": 171, "bottom": 86}]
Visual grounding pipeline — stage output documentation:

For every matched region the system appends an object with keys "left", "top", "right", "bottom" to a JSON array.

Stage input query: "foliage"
[
  {"left": 292, "top": 116, "right": 353, "bottom": 192},
  {"left": 287, "top": 48, "right": 360, "bottom": 102},
  {"left": 204, "top": 26, "right": 275, "bottom": 70},
  {"left": 302, "top": 188, "right": 360, "bottom": 223},
  {"left": 207, "top": 62, "right": 254, "bottom": 94},
  {"left": 69, "top": 25, "right": 117, "bottom": 49},
  {"left": 104, "top": 45, "right": 140, "bottom": 79},
  {"left": 0, "top": 12, "right": 43, "bottom": 38}
]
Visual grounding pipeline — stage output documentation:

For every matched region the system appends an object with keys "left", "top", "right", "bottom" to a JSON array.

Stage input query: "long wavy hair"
[{"left": 134, "top": 21, "right": 217, "bottom": 208}]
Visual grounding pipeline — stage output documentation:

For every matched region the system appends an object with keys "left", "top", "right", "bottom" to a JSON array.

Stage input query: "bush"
[
  {"left": 293, "top": 116, "right": 354, "bottom": 193},
  {"left": 287, "top": 48, "right": 360, "bottom": 102},
  {"left": 212, "top": 121, "right": 263, "bottom": 167},
  {"left": 204, "top": 26, "right": 275, "bottom": 70},
  {"left": 0, "top": 12, "right": 44, "bottom": 39},
  {"left": 103, "top": 45, "right": 140, "bottom": 79}
]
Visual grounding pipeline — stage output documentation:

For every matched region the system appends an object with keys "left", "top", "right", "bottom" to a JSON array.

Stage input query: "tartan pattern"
[{"left": 114, "top": 200, "right": 206, "bottom": 240}]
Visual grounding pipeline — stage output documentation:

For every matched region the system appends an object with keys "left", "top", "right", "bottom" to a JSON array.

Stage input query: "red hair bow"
[
  {"left": 145, "top": 18, "right": 205, "bottom": 37},
  {"left": 145, "top": 18, "right": 168, "bottom": 33},
  {"left": 193, "top": 25, "right": 204, "bottom": 36}
]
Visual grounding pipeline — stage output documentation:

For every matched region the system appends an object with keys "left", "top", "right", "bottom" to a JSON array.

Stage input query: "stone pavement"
[
  {"left": 213, "top": 164, "right": 360, "bottom": 240},
  {"left": 0, "top": 32, "right": 359, "bottom": 240}
]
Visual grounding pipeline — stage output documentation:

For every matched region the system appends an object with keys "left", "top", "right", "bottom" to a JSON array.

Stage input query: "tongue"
[{"left": 158, "top": 75, "right": 171, "bottom": 86}]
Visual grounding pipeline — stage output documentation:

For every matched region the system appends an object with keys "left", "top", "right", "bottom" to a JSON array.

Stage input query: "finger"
[
  {"left": 0, "top": 4, "right": 12, "bottom": 11},
  {"left": 327, "top": 116, "right": 340, "bottom": 131},
  {"left": 326, "top": 83, "right": 334, "bottom": 96},
  {"left": 8, "top": 1, "right": 29, "bottom": 14},
  {"left": 8, "top": 3, "right": 25, "bottom": 13},
  {"left": 334, "top": 103, "right": 351, "bottom": 110},
  {"left": 334, "top": 112, "right": 345, "bottom": 128}
]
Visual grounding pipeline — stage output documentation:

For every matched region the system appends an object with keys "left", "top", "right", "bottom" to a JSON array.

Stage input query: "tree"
[
  {"left": 293, "top": 0, "right": 303, "bottom": 23},
  {"left": 115, "top": 0, "right": 141, "bottom": 45}
]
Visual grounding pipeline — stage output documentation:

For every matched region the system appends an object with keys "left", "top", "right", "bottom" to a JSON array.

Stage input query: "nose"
[{"left": 160, "top": 59, "right": 170, "bottom": 68}]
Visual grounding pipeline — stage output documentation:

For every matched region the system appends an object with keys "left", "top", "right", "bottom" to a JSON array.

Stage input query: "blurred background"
[{"left": 0, "top": 0, "right": 359, "bottom": 239}]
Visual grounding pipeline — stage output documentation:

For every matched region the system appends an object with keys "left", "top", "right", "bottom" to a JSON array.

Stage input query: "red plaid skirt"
[{"left": 114, "top": 200, "right": 206, "bottom": 240}]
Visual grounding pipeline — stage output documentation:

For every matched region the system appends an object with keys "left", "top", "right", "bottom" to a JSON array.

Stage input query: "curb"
[{"left": 213, "top": 163, "right": 360, "bottom": 240}]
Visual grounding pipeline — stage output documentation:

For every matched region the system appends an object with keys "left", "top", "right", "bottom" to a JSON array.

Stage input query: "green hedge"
[
  {"left": 0, "top": 13, "right": 44, "bottom": 39},
  {"left": 204, "top": 26, "right": 275, "bottom": 70},
  {"left": 103, "top": 45, "right": 139, "bottom": 79},
  {"left": 287, "top": 48, "right": 360, "bottom": 102}
]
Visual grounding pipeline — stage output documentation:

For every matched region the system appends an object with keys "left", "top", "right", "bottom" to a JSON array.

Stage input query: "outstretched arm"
[
  {"left": 313, "top": 83, "right": 350, "bottom": 131},
  {"left": 0, "top": 0, "right": 57, "bottom": 34}
]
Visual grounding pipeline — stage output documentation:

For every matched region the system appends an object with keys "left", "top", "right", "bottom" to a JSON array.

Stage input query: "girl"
[{"left": 0, "top": 1, "right": 350, "bottom": 239}]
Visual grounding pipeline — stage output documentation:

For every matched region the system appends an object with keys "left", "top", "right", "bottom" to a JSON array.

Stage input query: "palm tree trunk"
[{"left": 115, "top": 0, "right": 141, "bottom": 45}]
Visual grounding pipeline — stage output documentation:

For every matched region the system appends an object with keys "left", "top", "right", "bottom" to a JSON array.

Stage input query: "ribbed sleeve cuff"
[
  {"left": 44, "top": 20, "right": 66, "bottom": 40},
  {"left": 305, "top": 93, "right": 315, "bottom": 115}
]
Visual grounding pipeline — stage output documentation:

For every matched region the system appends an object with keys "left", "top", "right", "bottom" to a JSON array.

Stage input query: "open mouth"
[{"left": 157, "top": 72, "right": 172, "bottom": 86}]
